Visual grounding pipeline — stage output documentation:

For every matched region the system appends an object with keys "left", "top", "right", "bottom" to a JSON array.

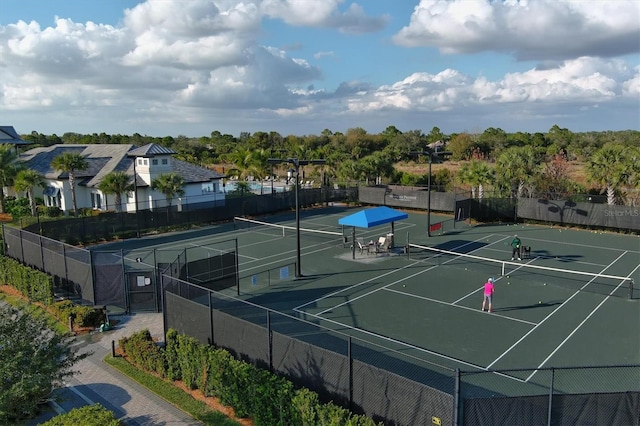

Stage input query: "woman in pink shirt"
[{"left": 482, "top": 277, "right": 495, "bottom": 313}]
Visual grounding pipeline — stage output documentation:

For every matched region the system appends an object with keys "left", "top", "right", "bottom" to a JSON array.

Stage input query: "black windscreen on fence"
[
  {"left": 463, "top": 392, "right": 640, "bottom": 426},
  {"left": 162, "top": 278, "right": 457, "bottom": 426},
  {"left": 91, "top": 250, "right": 126, "bottom": 309},
  {"left": 3, "top": 226, "right": 23, "bottom": 261},
  {"left": 518, "top": 198, "right": 640, "bottom": 230},
  {"left": 213, "top": 309, "right": 270, "bottom": 365},
  {"left": 162, "top": 275, "right": 640, "bottom": 426},
  {"left": 164, "top": 291, "right": 212, "bottom": 345}
]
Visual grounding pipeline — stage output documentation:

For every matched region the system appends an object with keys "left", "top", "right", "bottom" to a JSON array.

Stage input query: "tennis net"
[
  {"left": 234, "top": 216, "right": 345, "bottom": 244},
  {"left": 407, "top": 243, "right": 635, "bottom": 299}
]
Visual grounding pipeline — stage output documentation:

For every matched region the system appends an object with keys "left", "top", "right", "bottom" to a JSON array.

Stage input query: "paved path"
[{"left": 29, "top": 313, "right": 202, "bottom": 425}]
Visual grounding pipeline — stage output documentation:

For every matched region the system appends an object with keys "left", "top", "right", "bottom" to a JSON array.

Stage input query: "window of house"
[
  {"left": 143, "top": 159, "right": 148, "bottom": 166},
  {"left": 202, "top": 183, "right": 213, "bottom": 193},
  {"left": 137, "top": 158, "right": 143, "bottom": 166},
  {"left": 152, "top": 159, "right": 158, "bottom": 165},
  {"left": 91, "top": 192, "right": 102, "bottom": 209},
  {"left": 161, "top": 158, "right": 168, "bottom": 165},
  {"left": 43, "top": 187, "right": 60, "bottom": 208},
  {"left": 45, "top": 195, "right": 58, "bottom": 207}
]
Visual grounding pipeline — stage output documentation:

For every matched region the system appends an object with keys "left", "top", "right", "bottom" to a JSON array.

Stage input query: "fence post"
[
  {"left": 235, "top": 239, "right": 240, "bottom": 296},
  {"left": 348, "top": 336, "right": 353, "bottom": 412},
  {"left": 19, "top": 229, "right": 25, "bottom": 263},
  {"left": 547, "top": 367, "right": 555, "bottom": 426},
  {"left": 453, "top": 369, "right": 460, "bottom": 426},
  {"left": 208, "top": 291, "right": 214, "bottom": 346},
  {"left": 267, "top": 311, "right": 273, "bottom": 372},
  {"left": 62, "top": 242, "right": 69, "bottom": 286}
]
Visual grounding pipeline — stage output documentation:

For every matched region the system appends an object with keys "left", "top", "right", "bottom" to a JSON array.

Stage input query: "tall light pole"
[
  {"left": 268, "top": 157, "right": 326, "bottom": 277},
  {"left": 411, "top": 147, "right": 451, "bottom": 237}
]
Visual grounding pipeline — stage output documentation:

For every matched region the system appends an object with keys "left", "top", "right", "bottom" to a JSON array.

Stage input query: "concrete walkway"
[{"left": 30, "top": 313, "right": 202, "bottom": 425}]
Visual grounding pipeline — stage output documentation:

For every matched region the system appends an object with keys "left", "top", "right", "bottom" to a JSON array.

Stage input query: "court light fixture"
[
  {"left": 267, "top": 157, "right": 327, "bottom": 277},
  {"left": 409, "top": 147, "right": 451, "bottom": 237}
]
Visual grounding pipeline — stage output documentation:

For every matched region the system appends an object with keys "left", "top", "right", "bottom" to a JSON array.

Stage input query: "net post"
[
  {"left": 406, "top": 232, "right": 410, "bottom": 259},
  {"left": 501, "top": 261, "right": 505, "bottom": 277},
  {"left": 630, "top": 279, "right": 634, "bottom": 300}
]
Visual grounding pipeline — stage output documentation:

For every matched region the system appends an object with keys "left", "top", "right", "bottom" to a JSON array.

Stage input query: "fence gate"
[{"left": 126, "top": 269, "right": 159, "bottom": 312}]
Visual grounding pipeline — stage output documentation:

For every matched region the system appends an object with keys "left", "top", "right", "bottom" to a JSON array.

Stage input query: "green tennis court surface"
[{"left": 106, "top": 206, "right": 640, "bottom": 377}]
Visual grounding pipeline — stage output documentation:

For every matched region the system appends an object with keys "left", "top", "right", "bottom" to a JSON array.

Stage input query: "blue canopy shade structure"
[{"left": 338, "top": 206, "right": 408, "bottom": 229}]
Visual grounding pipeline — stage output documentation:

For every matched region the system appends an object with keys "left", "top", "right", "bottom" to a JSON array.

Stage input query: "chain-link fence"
[
  {"left": 459, "top": 366, "right": 640, "bottom": 426},
  {"left": 21, "top": 187, "right": 356, "bottom": 245},
  {"left": 163, "top": 274, "right": 640, "bottom": 425},
  {"left": 163, "top": 274, "right": 456, "bottom": 425}
]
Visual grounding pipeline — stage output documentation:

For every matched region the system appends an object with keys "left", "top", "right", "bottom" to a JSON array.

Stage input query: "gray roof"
[
  {"left": 128, "top": 143, "right": 177, "bottom": 157},
  {"left": 20, "top": 143, "right": 223, "bottom": 188},
  {"left": 20, "top": 144, "right": 134, "bottom": 186},
  {"left": 172, "top": 158, "right": 224, "bottom": 183},
  {"left": 0, "top": 126, "right": 30, "bottom": 145}
]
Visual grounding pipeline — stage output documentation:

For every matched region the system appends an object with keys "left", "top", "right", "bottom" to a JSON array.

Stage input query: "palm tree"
[
  {"left": 496, "top": 146, "right": 538, "bottom": 198},
  {"left": 151, "top": 172, "right": 185, "bottom": 209},
  {"left": 14, "top": 169, "right": 45, "bottom": 216},
  {"left": 458, "top": 160, "right": 494, "bottom": 199},
  {"left": 223, "top": 148, "right": 266, "bottom": 195},
  {"left": 0, "top": 145, "right": 22, "bottom": 214},
  {"left": 471, "top": 161, "right": 494, "bottom": 200},
  {"left": 587, "top": 144, "right": 629, "bottom": 205},
  {"left": 224, "top": 148, "right": 263, "bottom": 181},
  {"left": 51, "top": 152, "right": 89, "bottom": 216},
  {"left": 98, "top": 171, "right": 134, "bottom": 212}
]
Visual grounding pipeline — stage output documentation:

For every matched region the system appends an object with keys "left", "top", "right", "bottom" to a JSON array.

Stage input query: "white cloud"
[
  {"left": 622, "top": 66, "right": 640, "bottom": 97},
  {"left": 393, "top": 0, "right": 640, "bottom": 60},
  {"left": 313, "top": 51, "right": 334, "bottom": 59},
  {"left": 344, "top": 57, "right": 632, "bottom": 113},
  {"left": 261, "top": 0, "right": 387, "bottom": 33},
  {"left": 0, "top": 0, "right": 636, "bottom": 136}
]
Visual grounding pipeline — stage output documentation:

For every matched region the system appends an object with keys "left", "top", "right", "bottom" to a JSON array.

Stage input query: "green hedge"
[
  {"left": 119, "top": 329, "right": 382, "bottom": 426},
  {"left": 49, "top": 299, "right": 104, "bottom": 328},
  {"left": 40, "top": 404, "right": 121, "bottom": 426},
  {"left": 0, "top": 255, "right": 54, "bottom": 305},
  {"left": 0, "top": 254, "right": 104, "bottom": 328}
]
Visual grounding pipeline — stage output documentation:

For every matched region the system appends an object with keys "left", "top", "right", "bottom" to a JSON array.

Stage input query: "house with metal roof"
[
  {"left": 0, "top": 126, "right": 31, "bottom": 147},
  {"left": 19, "top": 143, "right": 225, "bottom": 213}
]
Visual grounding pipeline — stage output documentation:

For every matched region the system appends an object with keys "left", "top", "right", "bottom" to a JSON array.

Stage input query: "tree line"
[{"left": 11, "top": 124, "right": 640, "bottom": 207}]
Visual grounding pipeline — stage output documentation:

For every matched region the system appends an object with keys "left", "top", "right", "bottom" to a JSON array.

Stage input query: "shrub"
[
  {"left": 121, "top": 328, "right": 383, "bottom": 426},
  {"left": 5, "top": 196, "right": 31, "bottom": 218},
  {"left": 41, "top": 206, "right": 63, "bottom": 217},
  {"left": 73, "top": 304, "right": 103, "bottom": 328},
  {"left": 119, "top": 329, "right": 166, "bottom": 378},
  {"left": 40, "top": 404, "right": 121, "bottom": 426},
  {"left": 0, "top": 255, "right": 54, "bottom": 305}
]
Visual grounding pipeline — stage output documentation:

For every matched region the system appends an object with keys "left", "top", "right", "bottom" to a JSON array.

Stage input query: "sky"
[{"left": 1, "top": 0, "right": 639, "bottom": 138}]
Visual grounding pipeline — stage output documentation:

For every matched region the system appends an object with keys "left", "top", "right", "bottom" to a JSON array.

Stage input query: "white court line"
[
  {"left": 525, "top": 258, "right": 640, "bottom": 381},
  {"left": 239, "top": 232, "right": 347, "bottom": 274},
  {"left": 486, "top": 250, "right": 630, "bottom": 370},
  {"left": 480, "top": 247, "right": 609, "bottom": 268},
  {"left": 314, "top": 264, "right": 440, "bottom": 316},
  {"left": 294, "top": 235, "right": 507, "bottom": 311},
  {"left": 452, "top": 256, "right": 541, "bottom": 305},
  {"left": 298, "top": 309, "right": 487, "bottom": 371},
  {"left": 384, "top": 287, "right": 537, "bottom": 326},
  {"left": 508, "top": 234, "right": 640, "bottom": 253}
]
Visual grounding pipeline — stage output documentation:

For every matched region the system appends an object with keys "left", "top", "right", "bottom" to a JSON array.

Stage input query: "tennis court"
[{"left": 108, "top": 205, "right": 639, "bottom": 375}]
